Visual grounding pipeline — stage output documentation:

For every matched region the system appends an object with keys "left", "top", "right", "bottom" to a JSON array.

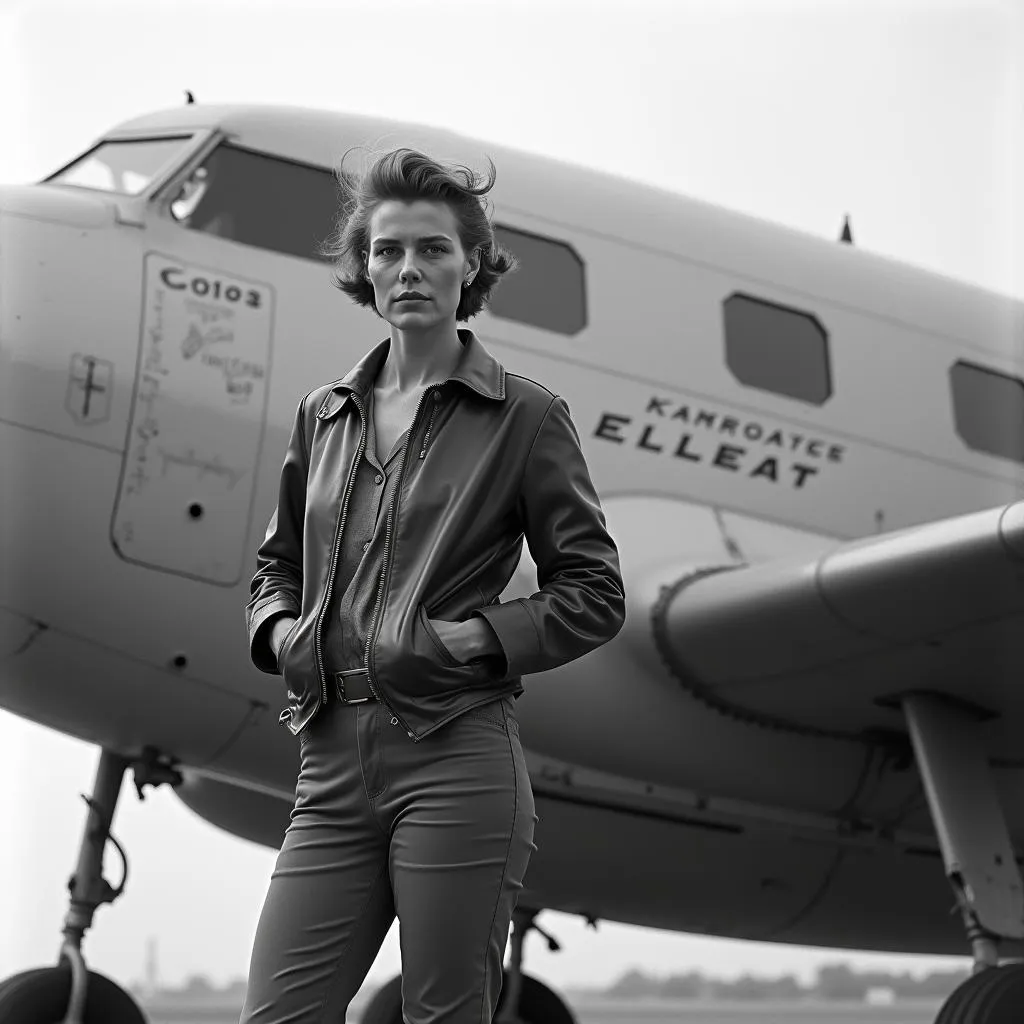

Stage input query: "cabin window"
[
  {"left": 723, "top": 292, "right": 832, "bottom": 404},
  {"left": 46, "top": 137, "right": 192, "bottom": 195},
  {"left": 490, "top": 226, "right": 586, "bottom": 335},
  {"left": 170, "top": 143, "right": 336, "bottom": 262},
  {"left": 950, "top": 360, "right": 1024, "bottom": 464}
]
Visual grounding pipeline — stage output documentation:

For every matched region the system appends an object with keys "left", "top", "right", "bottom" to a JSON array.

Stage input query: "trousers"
[{"left": 239, "top": 688, "right": 538, "bottom": 1024}]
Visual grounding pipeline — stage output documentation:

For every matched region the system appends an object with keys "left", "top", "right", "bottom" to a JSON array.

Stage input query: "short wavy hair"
[{"left": 318, "top": 147, "right": 518, "bottom": 321}]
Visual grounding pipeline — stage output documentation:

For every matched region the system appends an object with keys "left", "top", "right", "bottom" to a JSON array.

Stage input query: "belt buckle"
[{"left": 336, "top": 670, "right": 370, "bottom": 705}]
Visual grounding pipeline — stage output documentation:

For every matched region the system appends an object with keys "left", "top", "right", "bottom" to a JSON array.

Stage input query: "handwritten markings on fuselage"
[
  {"left": 157, "top": 447, "right": 246, "bottom": 489},
  {"left": 170, "top": 272, "right": 267, "bottom": 406}
]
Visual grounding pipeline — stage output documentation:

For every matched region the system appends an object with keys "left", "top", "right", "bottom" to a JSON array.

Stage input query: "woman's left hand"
[{"left": 426, "top": 618, "right": 477, "bottom": 664}]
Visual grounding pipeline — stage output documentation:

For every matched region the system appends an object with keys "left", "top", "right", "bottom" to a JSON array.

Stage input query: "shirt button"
[
  {"left": 433, "top": 392, "right": 442, "bottom": 403},
  {"left": 375, "top": 474, "right": 383, "bottom": 484}
]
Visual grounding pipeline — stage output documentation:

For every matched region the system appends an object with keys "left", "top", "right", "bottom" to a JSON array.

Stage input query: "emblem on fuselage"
[{"left": 65, "top": 354, "right": 113, "bottom": 424}]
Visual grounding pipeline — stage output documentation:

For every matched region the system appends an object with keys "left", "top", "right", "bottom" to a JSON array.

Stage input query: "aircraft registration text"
[{"left": 594, "top": 396, "right": 846, "bottom": 491}]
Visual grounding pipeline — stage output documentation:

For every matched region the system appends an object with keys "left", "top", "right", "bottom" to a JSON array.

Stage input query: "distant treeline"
[
  {"left": 129, "top": 977, "right": 246, "bottom": 1001},
  {"left": 591, "top": 963, "right": 971, "bottom": 1001},
  {"left": 136, "top": 962, "right": 973, "bottom": 1004}
]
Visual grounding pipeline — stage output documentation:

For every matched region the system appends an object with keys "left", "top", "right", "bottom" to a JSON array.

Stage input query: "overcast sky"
[{"left": 1, "top": 0, "right": 1021, "bottom": 998}]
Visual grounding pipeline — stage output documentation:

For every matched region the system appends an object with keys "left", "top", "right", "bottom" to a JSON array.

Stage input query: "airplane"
[{"left": 1, "top": 99, "right": 1023, "bottom": 1024}]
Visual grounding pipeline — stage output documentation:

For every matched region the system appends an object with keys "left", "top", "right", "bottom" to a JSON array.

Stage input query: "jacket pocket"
[
  {"left": 278, "top": 616, "right": 317, "bottom": 712},
  {"left": 423, "top": 574, "right": 486, "bottom": 623},
  {"left": 418, "top": 603, "right": 461, "bottom": 668}
]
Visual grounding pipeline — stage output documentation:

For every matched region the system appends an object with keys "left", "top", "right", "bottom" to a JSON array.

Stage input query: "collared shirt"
[{"left": 323, "top": 384, "right": 411, "bottom": 677}]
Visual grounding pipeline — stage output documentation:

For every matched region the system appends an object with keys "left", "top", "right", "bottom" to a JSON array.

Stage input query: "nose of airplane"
[
  {"left": 1, "top": 181, "right": 117, "bottom": 225},
  {"left": 0, "top": 183, "right": 121, "bottom": 436},
  {"left": 0, "top": 178, "right": 150, "bottom": 687}
]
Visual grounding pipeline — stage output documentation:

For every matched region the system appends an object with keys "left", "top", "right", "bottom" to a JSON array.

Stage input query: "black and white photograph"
[{"left": 1, "top": 0, "right": 1022, "bottom": 1021}]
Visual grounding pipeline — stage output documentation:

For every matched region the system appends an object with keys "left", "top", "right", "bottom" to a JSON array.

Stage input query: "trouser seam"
[
  {"left": 316, "top": 862, "right": 390, "bottom": 1023},
  {"left": 478, "top": 702, "right": 518, "bottom": 1023}
]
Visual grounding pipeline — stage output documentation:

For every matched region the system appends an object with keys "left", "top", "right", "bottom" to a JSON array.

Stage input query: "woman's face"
[{"left": 363, "top": 199, "right": 477, "bottom": 330}]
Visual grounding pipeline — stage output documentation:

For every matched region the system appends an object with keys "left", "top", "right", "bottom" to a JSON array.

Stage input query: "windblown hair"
[{"left": 318, "top": 147, "right": 518, "bottom": 321}]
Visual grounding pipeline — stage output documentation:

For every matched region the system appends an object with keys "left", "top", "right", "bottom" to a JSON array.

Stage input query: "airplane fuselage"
[{"left": 2, "top": 104, "right": 1022, "bottom": 957}]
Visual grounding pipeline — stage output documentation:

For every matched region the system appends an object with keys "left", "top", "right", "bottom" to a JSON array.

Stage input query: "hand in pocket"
[
  {"left": 424, "top": 616, "right": 472, "bottom": 664},
  {"left": 271, "top": 616, "right": 299, "bottom": 669}
]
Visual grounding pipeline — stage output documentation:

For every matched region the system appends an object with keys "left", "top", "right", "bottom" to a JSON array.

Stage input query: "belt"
[{"left": 331, "top": 667, "right": 377, "bottom": 704}]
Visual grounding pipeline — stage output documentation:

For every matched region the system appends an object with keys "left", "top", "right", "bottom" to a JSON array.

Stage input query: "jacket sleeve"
[
  {"left": 469, "top": 395, "right": 625, "bottom": 679},
  {"left": 245, "top": 394, "right": 309, "bottom": 674}
]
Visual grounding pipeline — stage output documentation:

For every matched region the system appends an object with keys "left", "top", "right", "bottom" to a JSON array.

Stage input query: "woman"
[{"left": 242, "top": 147, "right": 625, "bottom": 1023}]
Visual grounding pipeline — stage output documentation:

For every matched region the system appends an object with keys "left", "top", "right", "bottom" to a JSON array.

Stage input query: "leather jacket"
[{"left": 245, "top": 328, "right": 625, "bottom": 740}]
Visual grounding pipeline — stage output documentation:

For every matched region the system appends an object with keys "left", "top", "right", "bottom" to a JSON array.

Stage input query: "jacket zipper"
[
  {"left": 310, "top": 400, "right": 367, "bottom": 717},
  {"left": 366, "top": 384, "right": 441, "bottom": 740},
  {"left": 419, "top": 401, "right": 437, "bottom": 459}
]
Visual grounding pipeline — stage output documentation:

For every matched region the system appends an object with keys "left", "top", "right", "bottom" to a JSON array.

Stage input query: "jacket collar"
[{"left": 315, "top": 328, "right": 505, "bottom": 421}]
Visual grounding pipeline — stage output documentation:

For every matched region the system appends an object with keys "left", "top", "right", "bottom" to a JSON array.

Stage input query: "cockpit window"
[
  {"left": 46, "top": 137, "right": 192, "bottom": 195},
  {"left": 167, "top": 143, "right": 337, "bottom": 263}
]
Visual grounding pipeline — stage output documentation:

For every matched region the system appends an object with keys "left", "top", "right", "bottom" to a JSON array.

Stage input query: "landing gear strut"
[
  {"left": 0, "top": 746, "right": 181, "bottom": 1023},
  {"left": 495, "top": 908, "right": 575, "bottom": 1024},
  {"left": 901, "top": 694, "right": 1024, "bottom": 1023}
]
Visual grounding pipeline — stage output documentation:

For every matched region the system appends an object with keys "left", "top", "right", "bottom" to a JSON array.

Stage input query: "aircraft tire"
[
  {"left": 934, "top": 970, "right": 992, "bottom": 1023},
  {"left": 0, "top": 963, "right": 146, "bottom": 1024},
  {"left": 0, "top": 970, "right": 48, "bottom": 1001},
  {"left": 359, "top": 971, "right": 577, "bottom": 1024},
  {"left": 500, "top": 973, "right": 578, "bottom": 1023},
  {"left": 935, "top": 962, "right": 1024, "bottom": 1023}
]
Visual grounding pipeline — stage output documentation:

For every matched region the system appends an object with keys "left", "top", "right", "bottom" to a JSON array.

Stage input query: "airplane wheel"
[
  {"left": 498, "top": 973, "right": 577, "bottom": 1023},
  {"left": 934, "top": 969, "right": 993, "bottom": 1023},
  {"left": 0, "top": 963, "right": 146, "bottom": 1024},
  {"left": 360, "top": 971, "right": 576, "bottom": 1024},
  {"left": 935, "top": 963, "right": 1024, "bottom": 1023},
  {"left": 0, "top": 970, "right": 48, "bottom": 1002}
]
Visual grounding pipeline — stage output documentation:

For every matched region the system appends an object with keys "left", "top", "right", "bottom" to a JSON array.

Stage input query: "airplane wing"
[{"left": 653, "top": 500, "right": 1024, "bottom": 761}]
